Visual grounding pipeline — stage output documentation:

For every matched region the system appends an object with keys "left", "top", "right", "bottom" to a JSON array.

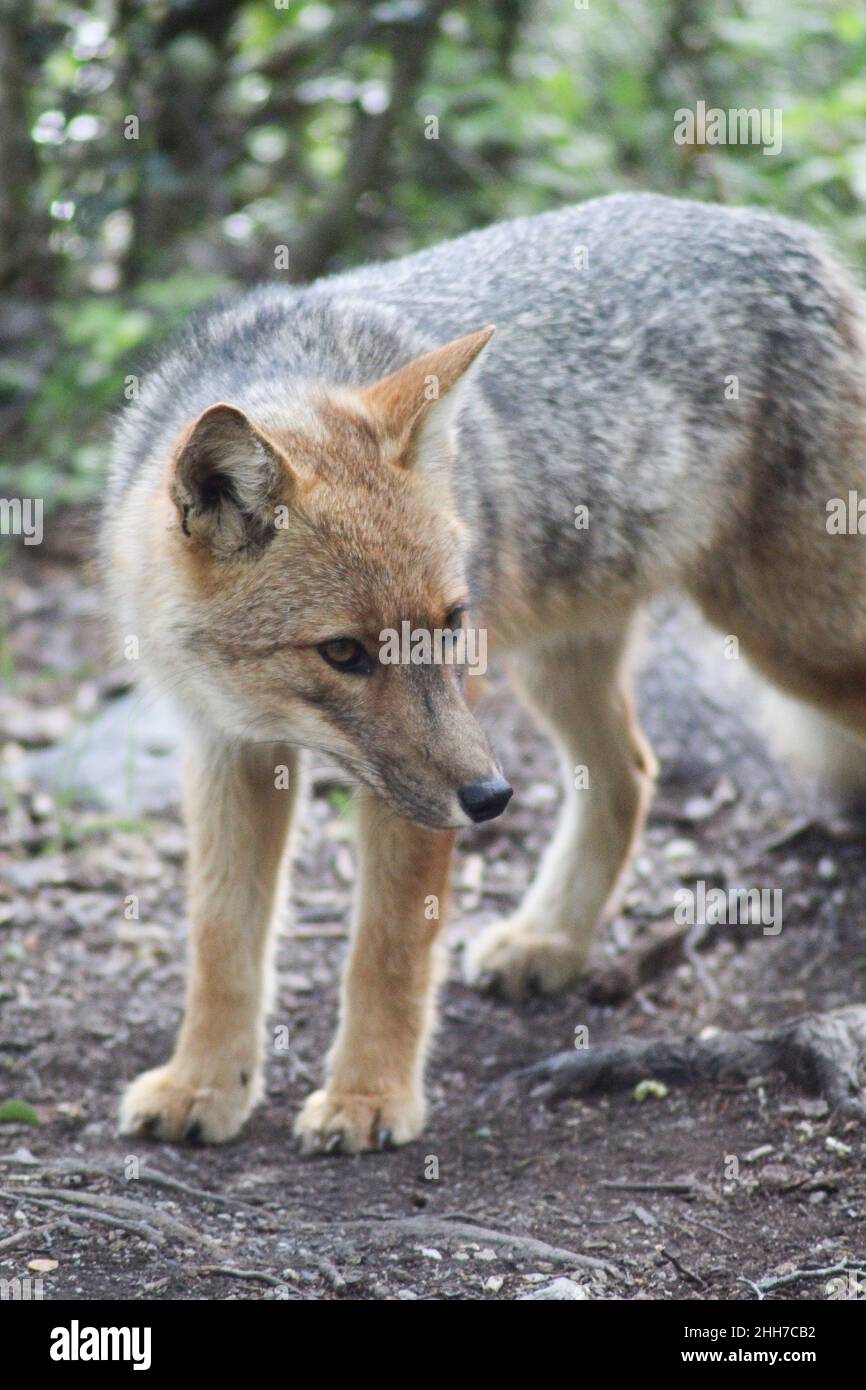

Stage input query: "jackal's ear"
[
  {"left": 357, "top": 326, "right": 495, "bottom": 472},
  {"left": 170, "top": 403, "right": 287, "bottom": 556}
]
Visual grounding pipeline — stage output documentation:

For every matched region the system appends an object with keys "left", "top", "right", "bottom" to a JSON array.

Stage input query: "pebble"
[
  {"left": 825, "top": 1136, "right": 853, "bottom": 1157},
  {"left": 663, "top": 838, "right": 697, "bottom": 861},
  {"left": 519, "top": 1277, "right": 590, "bottom": 1301}
]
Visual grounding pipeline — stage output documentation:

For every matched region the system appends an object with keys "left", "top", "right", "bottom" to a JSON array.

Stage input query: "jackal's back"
[{"left": 110, "top": 193, "right": 866, "bottom": 607}]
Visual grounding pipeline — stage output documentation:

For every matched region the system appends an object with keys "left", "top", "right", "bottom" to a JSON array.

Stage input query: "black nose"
[{"left": 458, "top": 777, "right": 513, "bottom": 823}]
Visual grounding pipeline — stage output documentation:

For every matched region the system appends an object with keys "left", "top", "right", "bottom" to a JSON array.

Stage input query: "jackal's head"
[{"left": 161, "top": 326, "right": 511, "bottom": 830}]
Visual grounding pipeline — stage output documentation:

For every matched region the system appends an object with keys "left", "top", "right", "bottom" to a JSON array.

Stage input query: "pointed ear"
[
  {"left": 169, "top": 403, "right": 288, "bottom": 556},
  {"left": 357, "top": 326, "right": 495, "bottom": 471}
]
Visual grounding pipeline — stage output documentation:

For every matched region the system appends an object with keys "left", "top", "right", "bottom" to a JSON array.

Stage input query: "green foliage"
[
  {"left": 6, "top": 0, "right": 866, "bottom": 506},
  {"left": 326, "top": 786, "right": 355, "bottom": 818},
  {"left": 4, "top": 272, "right": 229, "bottom": 505},
  {"left": 0, "top": 1099, "right": 40, "bottom": 1125}
]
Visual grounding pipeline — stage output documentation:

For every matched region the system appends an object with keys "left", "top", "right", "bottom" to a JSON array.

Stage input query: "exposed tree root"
[
  {"left": 350, "top": 1216, "right": 618, "bottom": 1275},
  {"left": 506, "top": 1006, "right": 866, "bottom": 1123}
]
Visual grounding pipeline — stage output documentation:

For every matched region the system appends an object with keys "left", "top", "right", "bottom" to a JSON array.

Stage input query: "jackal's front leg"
[
  {"left": 119, "top": 736, "right": 299, "bottom": 1143},
  {"left": 296, "top": 791, "right": 454, "bottom": 1154}
]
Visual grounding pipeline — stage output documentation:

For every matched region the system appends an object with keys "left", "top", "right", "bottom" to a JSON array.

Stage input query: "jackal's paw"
[
  {"left": 295, "top": 1087, "right": 424, "bottom": 1155},
  {"left": 463, "top": 922, "right": 587, "bottom": 1001},
  {"left": 118, "top": 1063, "right": 258, "bottom": 1144}
]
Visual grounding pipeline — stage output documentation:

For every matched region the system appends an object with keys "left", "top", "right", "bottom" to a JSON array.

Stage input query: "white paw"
[
  {"left": 118, "top": 1062, "right": 259, "bottom": 1144},
  {"left": 295, "top": 1087, "right": 424, "bottom": 1155},
  {"left": 463, "top": 920, "right": 587, "bottom": 1000}
]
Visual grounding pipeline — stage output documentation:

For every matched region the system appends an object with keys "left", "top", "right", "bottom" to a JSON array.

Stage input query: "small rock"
[
  {"left": 334, "top": 847, "right": 354, "bottom": 884},
  {"left": 744, "top": 1144, "right": 775, "bottom": 1162},
  {"left": 1, "top": 702, "right": 72, "bottom": 748},
  {"left": 825, "top": 1136, "right": 853, "bottom": 1157},
  {"left": 282, "top": 971, "right": 313, "bottom": 994},
  {"left": 4, "top": 855, "right": 69, "bottom": 890},
  {"left": 519, "top": 1277, "right": 590, "bottom": 1301},
  {"left": 663, "top": 838, "right": 697, "bottom": 861},
  {"left": 522, "top": 781, "right": 557, "bottom": 807},
  {"left": 758, "top": 1164, "right": 797, "bottom": 1189},
  {"left": 460, "top": 854, "right": 485, "bottom": 893},
  {"left": 29, "top": 793, "right": 55, "bottom": 821},
  {"left": 781, "top": 1098, "right": 828, "bottom": 1120},
  {"left": 5, "top": 1147, "right": 38, "bottom": 1165}
]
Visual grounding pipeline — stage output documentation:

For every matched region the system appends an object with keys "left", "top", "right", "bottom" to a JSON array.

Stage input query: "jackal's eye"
[
  {"left": 444, "top": 606, "right": 465, "bottom": 630},
  {"left": 317, "top": 637, "right": 373, "bottom": 676}
]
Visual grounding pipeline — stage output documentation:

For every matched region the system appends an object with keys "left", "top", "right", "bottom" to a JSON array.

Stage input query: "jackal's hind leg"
[{"left": 463, "top": 629, "right": 655, "bottom": 1000}]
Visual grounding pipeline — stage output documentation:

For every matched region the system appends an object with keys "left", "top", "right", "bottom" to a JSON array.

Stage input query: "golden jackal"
[{"left": 105, "top": 194, "right": 866, "bottom": 1152}]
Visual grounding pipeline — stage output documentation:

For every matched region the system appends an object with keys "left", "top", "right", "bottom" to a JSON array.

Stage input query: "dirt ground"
[{"left": 1, "top": 511, "right": 865, "bottom": 1302}]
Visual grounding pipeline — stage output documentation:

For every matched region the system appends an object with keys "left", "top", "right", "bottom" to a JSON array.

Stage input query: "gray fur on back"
[{"left": 110, "top": 193, "right": 866, "bottom": 600}]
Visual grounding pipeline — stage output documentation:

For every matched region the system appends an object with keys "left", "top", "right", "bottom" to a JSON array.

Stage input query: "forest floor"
[{"left": 1, "top": 510, "right": 865, "bottom": 1302}]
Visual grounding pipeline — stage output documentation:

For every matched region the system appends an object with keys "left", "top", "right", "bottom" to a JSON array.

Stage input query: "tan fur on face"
[{"left": 138, "top": 369, "right": 501, "bottom": 827}]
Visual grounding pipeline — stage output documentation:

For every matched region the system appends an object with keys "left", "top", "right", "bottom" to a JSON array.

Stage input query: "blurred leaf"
[{"left": 0, "top": 1100, "right": 40, "bottom": 1125}]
